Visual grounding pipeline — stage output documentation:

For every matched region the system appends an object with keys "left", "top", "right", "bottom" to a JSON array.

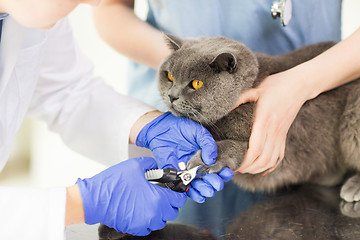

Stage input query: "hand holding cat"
[
  {"left": 136, "top": 112, "right": 218, "bottom": 169},
  {"left": 234, "top": 70, "right": 310, "bottom": 174},
  {"left": 136, "top": 112, "right": 234, "bottom": 202},
  {"left": 233, "top": 29, "right": 360, "bottom": 175}
]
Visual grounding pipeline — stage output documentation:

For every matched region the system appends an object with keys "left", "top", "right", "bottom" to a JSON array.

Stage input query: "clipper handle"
[{"left": 145, "top": 168, "right": 188, "bottom": 192}]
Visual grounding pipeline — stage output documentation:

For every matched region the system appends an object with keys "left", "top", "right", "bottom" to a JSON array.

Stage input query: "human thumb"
[
  {"left": 232, "top": 88, "right": 259, "bottom": 110},
  {"left": 136, "top": 157, "right": 159, "bottom": 171}
]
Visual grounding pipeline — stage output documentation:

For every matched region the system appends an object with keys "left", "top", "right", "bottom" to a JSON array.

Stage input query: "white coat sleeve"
[
  {"left": 28, "top": 18, "right": 155, "bottom": 165},
  {"left": 0, "top": 186, "right": 66, "bottom": 240}
]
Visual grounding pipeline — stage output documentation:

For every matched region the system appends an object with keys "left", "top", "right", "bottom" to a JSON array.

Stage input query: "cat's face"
[{"left": 158, "top": 35, "right": 259, "bottom": 124}]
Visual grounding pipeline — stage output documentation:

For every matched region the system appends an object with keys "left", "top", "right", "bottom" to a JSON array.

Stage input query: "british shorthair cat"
[{"left": 158, "top": 34, "right": 360, "bottom": 203}]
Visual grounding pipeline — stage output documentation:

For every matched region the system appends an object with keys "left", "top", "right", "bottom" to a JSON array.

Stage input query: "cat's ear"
[
  {"left": 164, "top": 33, "right": 183, "bottom": 51},
  {"left": 209, "top": 52, "right": 237, "bottom": 73}
]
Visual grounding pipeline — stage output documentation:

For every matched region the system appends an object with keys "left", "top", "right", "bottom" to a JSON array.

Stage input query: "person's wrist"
[
  {"left": 65, "top": 184, "right": 85, "bottom": 226},
  {"left": 284, "top": 62, "right": 320, "bottom": 103},
  {"left": 294, "top": 58, "right": 334, "bottom": 101},
  {"left": 129, "top": 110, "right": 164, "bottom": 144}
]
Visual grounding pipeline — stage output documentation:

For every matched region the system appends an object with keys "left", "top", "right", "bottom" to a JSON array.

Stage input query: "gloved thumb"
[
  {"left": 155, "top": 153, "right": 179, "bottom": 170},
  {"left": 199, "top": 131, "right": 217, "bottom": 166},
  {"left": 232, "top": 88, "right": 259, "bottom": 110},
  {"left": 136, "top": 157, "right": 158, "bottom": 171}
]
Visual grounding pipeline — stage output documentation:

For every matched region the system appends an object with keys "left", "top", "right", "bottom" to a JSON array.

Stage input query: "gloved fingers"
[
  {"left": 187, "top": 187, "right": 206, "bottom": 203},
  {"left": 153, "top": 151, "right": 180, "bottom": 170},
  {"left": 126, "top": 226, "right": 152, "bottom": 236},
  {"left": 149, "top": 218, "right": 167, "bottom": 232},
  {"left": 191, "top": 179, "right": 215, "bottom": 198},
  {"left": 136, "top": 156, "right": 159, "bottom": 171},
  {"left": 156, "top": 186, "right": 187, "bottom": 208},
  {"left": 162, "top": 154, "right": 180, "bottom": 170},
  {"left": 218, "top": 167, "right": 234, "bottom": 182},
  {"left": 151, "top": 186, "right": 184, "bottom": 221},
  {"left": 202, "top": 173, "right": 224, "bottom": 191},
  {"left": 198, "top": 131, "right": 218, "bottom": 166},
  {"left": 124, "top": 213, "right": 165, "bottom": 236},
  {"left": 161, "top": 206, "right": 179, "bottom": 222},
  {"left": 162, "top": 163, "right": 178, "bottom": 170}
]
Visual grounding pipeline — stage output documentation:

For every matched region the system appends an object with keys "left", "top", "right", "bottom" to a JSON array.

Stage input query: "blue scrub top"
[
  {"left": 125, "top": 1, "right": 342, "bottom": 236},
  {"left": 127, "top": 0, "right": 342, "bottom": 110}
]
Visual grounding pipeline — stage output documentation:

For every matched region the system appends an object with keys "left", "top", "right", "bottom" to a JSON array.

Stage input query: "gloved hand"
[
  {"left": 136, "top": 112, "right": 233, "bottom": 203},
  {"left": 136, "top": 112, "right": 217, "bottom": 169},
  {"left": 76, "top": 157, "right": 187, "bottom": 236},
  {"left": 187, "top": 168, "right": 234, "bottom": 203}
]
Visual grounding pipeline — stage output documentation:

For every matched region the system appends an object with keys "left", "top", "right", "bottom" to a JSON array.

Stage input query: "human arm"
[
  {"left": 235, "top": 27, "right": 360, "bottom": 174},
  {"left": 73, "top": 157, "right": 186, "bottom": 236},
  {"left": 28, "top": 18, "right": 155, "bottom": 166},
  {"left": 67, "top": 157, "right": 189, "bottom": 233},
  {"left": 92, "top": 0, "right": 170, "bottom": 69},
  {"left": 65, "top": 184, "right": 85, "bottom": 226},
  {"left": 29, "top": 18, "right": 229, "bottom": 206},
  {"left": 0, "top": 159, "right": 184, "bottom": 239}
]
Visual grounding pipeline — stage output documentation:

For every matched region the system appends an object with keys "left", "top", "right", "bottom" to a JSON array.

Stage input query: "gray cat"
[{"left": 158, "top": 34, "right": 360, "bottom": 203}]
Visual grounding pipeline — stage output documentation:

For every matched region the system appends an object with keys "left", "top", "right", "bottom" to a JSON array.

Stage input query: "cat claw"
[
  {"left": 187, "top": 150, "right": 228, "bottom": 174},
  {"left": 187, "top": 151, "right": 204, "bottom": 170}
]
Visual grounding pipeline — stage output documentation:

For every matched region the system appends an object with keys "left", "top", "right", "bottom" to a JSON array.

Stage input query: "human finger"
[
  {"left": 187, "top": 186, "right": 206, "bottom": 203},
  {"left": 219, "top": 167, "right": 234, "bottom": 182},
  {"left": 232, "top": 88, "right": 260, "bottom": 110},
  {"left": 237, "top": 119, "right": 267, "bottom": 172},
  {"left": 198, "top": 129, "right": 218, "bottom": 166},
  {"left": 240, "top": 134, "right": 278, "bottom": 174},
  {"left": 148, "top": 219, "right": 167, "bottom": 232},
  {"left": 263, "top": 137, "right": 286, "bottom": 175},
  {"left": 241, "top": 125, "right": 285, "bottom": 174},
  {"left": 161, "top": 187, "right": 187, "bottom": 209},
  {"left": 191, "top": 179, "right": 215, "bottom": 197},
  {"left": 202, "top": 173, "right": 224, "bottom": 191}
]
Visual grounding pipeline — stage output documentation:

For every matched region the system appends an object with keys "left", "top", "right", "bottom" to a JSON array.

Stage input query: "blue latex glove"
[
  {"left": 187, "top": 168, "right": 234, "bottom": 203},
  {"left": 76, "top": 157, "right": 187, "bottom": 236},
  {"left": 136, "top": 112, "right": 233, "bottom": 203},
  {"left": 136, "top": 112, "right": 217, "bottom": 169}
]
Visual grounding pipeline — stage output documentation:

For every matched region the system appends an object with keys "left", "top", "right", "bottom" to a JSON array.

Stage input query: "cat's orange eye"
[
  {"left": 192, "top": 80, "right": 203, "bottom": 90},
  {"left": 167, "top": 72, "right": 174, "bottom": 82}
]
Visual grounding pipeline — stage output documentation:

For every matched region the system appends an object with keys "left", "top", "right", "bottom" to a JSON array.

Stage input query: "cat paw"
[
  {"left": 187, "top": 150, "right": 204, "bottom": 169},
  {"left": 340, "top": 175, "right": 360, "bottom": 202},
  {"left": 340, "top": 201, "right": 360, "bottom": 218},
  {"left": 187, "top": 150, "right": 228, "bottom": 174}
]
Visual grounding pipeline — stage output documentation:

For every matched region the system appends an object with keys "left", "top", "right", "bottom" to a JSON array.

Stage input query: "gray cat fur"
[{"left": 158, "top": 34, "right": 360, "bottom": 202}]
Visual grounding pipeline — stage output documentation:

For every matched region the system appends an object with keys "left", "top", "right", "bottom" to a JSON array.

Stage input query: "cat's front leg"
[{"left": 187, "top": 139, "right": 247, "bottom": 173}]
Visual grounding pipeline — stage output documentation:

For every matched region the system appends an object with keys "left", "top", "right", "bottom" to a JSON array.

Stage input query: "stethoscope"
[{"left": 271, "top": 0, "right": 292, "bottom": 26}]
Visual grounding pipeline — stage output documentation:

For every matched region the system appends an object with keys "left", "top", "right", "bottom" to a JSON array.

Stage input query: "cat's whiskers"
[
  {"left": 191, "top": 109, "right": 226, "bottom": 139},
  {"left": 174, "top": 100, "right": 225, "bottom": 139}
]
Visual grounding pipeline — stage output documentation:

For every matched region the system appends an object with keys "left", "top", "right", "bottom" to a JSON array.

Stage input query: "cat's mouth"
[
  {"left": 169, "top": 104, "right": 186, "bottom": 117},
  {"left": 170, "top": 103, "right": 205, "bottom": 123}
]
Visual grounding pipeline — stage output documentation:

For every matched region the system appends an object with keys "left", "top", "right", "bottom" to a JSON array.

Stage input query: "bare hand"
[{"left": 234, "top": 70, "right": 310, "bottom": 175}]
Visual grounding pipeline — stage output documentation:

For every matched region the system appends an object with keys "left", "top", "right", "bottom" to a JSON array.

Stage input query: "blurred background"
[{"left": 0, "top": 0, "right": 359, "bottom": 188}]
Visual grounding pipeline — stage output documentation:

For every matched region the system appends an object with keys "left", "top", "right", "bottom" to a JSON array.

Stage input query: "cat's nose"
[{"left": 168, "top": 94, "right": 179, "bottom": 103}]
